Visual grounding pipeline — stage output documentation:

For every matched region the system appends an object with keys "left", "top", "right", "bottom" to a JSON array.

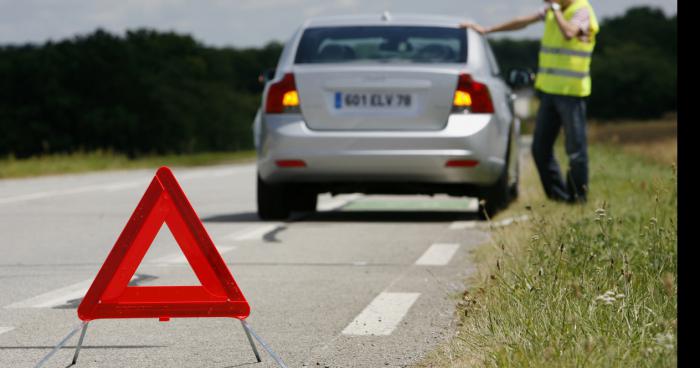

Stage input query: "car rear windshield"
[{"left": 295, "top": 26, "right": 467, "bottom": 64}]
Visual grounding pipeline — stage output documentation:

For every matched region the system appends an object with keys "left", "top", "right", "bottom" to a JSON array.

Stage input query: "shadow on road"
[
  {"left": 202, "top": 212, "right": 261, "bottom": 223},
  {"left": 202, "top": 210, "right": 482, "bottom": 224}
]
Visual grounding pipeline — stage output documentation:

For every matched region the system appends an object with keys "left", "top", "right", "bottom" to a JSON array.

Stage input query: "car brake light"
[
  {"left": 452, "top": 74, "right": 494, "bottom": 113},
  {"left": 445, "top": 159, "right": 479, "bottom": 167},
  {"left": 276, "top": 159, "right": 306, "bottom": 168},
  {"left": 266, "top": 73, "right": 301, "bottom": 114}
]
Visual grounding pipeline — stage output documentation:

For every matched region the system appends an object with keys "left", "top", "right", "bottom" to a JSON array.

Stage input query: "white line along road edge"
[
  {"left": 342, "top": 292, "right": 420, "bottom": 336},
  {"left": 4, "top": 275, "right": 138, "bottom": 309},
  {"left": 0, "top": 326, "right": 15, "bottom": 335},
  {"left": 415, "top": 243, "right": 460, "bottom": 266}
]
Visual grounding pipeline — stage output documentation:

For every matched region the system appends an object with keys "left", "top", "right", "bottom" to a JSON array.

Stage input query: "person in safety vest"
[{"left": 461, "top": 0, "right": 599, "bottom": 203}]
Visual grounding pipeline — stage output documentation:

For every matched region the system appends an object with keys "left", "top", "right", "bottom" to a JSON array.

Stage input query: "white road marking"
[
  {"left": 317, "top": 194, "right": 361, "bottom": 211},
  {"left": 4, "top": 280, "right": 94, "bottom": 309},
  {"left": 4, "top": 275, "right": 137, "bottom": 309},
  {"left": 0, "top": 166, "right": 254, "bottom": 205},
  {"left": 450, "top": 215, "right": 530, "bottom": 230},
  {"left": 449, "top": 221, "right": 478, "bottom": 230},
  {"left": 464, "top": 198, "right": 479, "bottom": 212},
  {"left": 493, "top": 215, "right": 530, "bottom": 227},
  {"left": 228, "top": 224, "right": 282, "bottom": 241},
  {"left": 341, "top": 292, "right": 420, "bottom": 336},
  {"left": 151, "top": 245, "right": 237, "bottom": 264},
  {"left": 102, "top": 180, "right": 148, "bottom": 192},
  {"left": 0, "top": 185, "right": 105, "bottom": 205},
  {"left": 0, "top": 326, "right": 15, "bottom": 335},
  {"left": 415, "top": 243, "right": 460, "bottom": 266}
]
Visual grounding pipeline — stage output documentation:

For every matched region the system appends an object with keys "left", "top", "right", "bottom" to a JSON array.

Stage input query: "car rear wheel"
[
  {"left": 478, "top": 167, "right": 510, "bottom": 220},
  {"left": 257, "top": 175, "right": 290, "bottom": 220},
  {"left": 288, "top": 186, "right": 318, "bottom": 212},
  {"left": 478, "top": 134, "right": 515, "bottom": 219}
]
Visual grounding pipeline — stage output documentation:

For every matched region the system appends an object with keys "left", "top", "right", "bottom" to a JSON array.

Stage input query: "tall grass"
[{"left": 419, "top": 142, "right": 677, "bottom": 367}]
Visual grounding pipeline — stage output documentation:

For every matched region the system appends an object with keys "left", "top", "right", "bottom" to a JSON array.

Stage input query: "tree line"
[{"left": 0, "top": 6, "right": 675, "bottom": 158}]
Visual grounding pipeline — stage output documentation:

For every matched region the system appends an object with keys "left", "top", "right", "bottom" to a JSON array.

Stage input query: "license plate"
[{"left": 334, "top": 92, "right": 413, "bottom": 110}]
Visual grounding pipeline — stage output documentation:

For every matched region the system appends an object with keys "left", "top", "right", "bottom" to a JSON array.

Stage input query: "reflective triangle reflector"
[{"left": 77, "top": 167, "right": 250, "bottom": 321}]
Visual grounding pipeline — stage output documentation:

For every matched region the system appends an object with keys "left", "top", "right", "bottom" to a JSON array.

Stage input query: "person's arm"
[
  {"left": 546, "top": 1, "right": 585, "bottom": 40},
  {"left": 460, "top": 12, "right": 541, "bottom": 35}
]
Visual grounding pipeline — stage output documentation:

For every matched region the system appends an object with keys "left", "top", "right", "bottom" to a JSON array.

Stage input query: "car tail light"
[
  {"left": 452, "top": 74, "right": 494, "bottom": 113},
  {"left": 275, "top": 159, "right": 307, "bottom": 168},
  {"left": 265, "top": 73, "right": 301, "bottom": 114},
  {"left": 445, "top": 159, "right": 479, "bottom": 167}
]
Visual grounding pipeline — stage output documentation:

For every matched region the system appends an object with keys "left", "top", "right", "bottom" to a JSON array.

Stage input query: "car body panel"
[{"left": 253, "top": 14, "right": 519, "bottom": 196}]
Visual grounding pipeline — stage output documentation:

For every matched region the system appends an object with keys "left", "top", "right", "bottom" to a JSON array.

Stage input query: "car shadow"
[{"left": 202, "top": 212, "right": 262, "bottom": 223}]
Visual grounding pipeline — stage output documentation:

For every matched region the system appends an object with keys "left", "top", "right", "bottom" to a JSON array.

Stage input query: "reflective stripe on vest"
[
  {"left": 540, "top": 47, "right": 592, "bottom": 58},
  {"left": 538, "top": 67, "right": 589, "bottom": 79},
  {"left": 534, "top": 0, "right": 599, "bottom": 97}
]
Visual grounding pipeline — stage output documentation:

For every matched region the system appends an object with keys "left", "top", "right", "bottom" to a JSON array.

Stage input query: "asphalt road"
[{"left": 0, "top": 149, "right": 528, "bottom": 367}]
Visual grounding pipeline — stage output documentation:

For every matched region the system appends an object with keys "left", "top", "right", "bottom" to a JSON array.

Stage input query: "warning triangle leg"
[
  {"left": 33, "top": 321, "right": 88, "bottom": 368},
  {"left": 71, "top": 322, "right": 89, "bottom": 365},
  {"left": 240, "top": 320, "right": 288, "bottom": 368},
  {"left": 240, "top": 319, "right": 261, "bottom": 362}
]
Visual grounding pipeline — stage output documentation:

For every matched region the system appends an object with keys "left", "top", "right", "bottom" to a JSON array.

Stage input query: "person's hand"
[{"left": 459, "top": 22, "right": 488, "bottom": 35}]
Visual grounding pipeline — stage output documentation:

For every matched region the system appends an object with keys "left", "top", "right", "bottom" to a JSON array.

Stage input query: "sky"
[{"left": 0, "top": 0, "right": 677, "bottom": 48}]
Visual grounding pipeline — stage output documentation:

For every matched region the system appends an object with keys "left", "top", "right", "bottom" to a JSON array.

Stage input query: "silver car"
[{"left": 253, "top": 13, "right": 529, "bottom": 220}]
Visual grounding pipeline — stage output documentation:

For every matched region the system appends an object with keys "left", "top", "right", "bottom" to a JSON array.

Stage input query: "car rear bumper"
[{"left": 257, "top": 113, "right": 506, "bottom": 186}]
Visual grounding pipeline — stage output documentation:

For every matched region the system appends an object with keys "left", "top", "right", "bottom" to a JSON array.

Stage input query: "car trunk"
[{"left": 294, "top": 65, "right": 459, "bottom": 131}]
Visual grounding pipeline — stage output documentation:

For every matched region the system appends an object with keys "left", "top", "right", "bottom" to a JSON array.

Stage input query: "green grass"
[
  {"left": 0, "top": 150, "right": 256, "bottom": 179},
  {"left": 418, "top": 140, "right": 677, "bottom": 367}
]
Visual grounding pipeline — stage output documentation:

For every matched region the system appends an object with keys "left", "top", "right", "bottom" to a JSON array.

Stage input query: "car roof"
[{"left": 303, "top": 12, "right": 473, "bottom": 29}]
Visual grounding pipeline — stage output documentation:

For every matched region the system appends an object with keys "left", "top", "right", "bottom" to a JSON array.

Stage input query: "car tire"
[
  {"left": 478, "top": 168, "right": 509, "bottom": 220},
  {"left": 478, "top": 134, "right": 515, "bottom": 219},
  {"left": 288, "top": 186, "right": 318, "bottom": 212},
  {"left": 509, "top": 162, "right": 519, "bottom": 200},
  {"left": 257, "top": 175, "right": 290, "bottom": 220}
]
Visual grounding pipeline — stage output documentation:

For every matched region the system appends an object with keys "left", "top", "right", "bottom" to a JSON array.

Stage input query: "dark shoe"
[{"left": 565, "top": 172, "right": 587, "bottom": 204}]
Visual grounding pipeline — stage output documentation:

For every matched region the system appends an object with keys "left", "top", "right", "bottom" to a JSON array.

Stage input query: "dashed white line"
[
  {"left": 415, "top": 243, "right": 460, "bottom": 266},
  {"left": 342, "top": 292, "right": 420, "bottom": 336},
  {"left": 0, "top": 326, "right": 15, "bottom": 335}
]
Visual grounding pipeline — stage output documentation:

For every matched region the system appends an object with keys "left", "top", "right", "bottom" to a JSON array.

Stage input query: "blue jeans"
[{"left": 531, "top": 91, "right": 589, "bottom": 202}]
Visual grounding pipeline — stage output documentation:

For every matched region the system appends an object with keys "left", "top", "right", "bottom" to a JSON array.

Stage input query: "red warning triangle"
[{"left": 78, "top": 167, "right": 250, "bottom": 321}]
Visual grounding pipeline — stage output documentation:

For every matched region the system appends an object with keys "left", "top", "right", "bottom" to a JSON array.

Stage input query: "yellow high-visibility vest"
[{"left": 534, "top": 0, "right": 599, "bottom": 97}]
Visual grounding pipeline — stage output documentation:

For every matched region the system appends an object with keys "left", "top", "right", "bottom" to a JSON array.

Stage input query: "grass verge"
[
  {"left": 418, "top": 125, "right": 677, "bottom": 367},
  {"left": 0, "top": 150, "right": 256, "bottom": 179}
]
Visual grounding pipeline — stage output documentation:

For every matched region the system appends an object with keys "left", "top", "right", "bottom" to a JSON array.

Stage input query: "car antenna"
[{"left": 381, "top": 11, "right": 391, "bottom": 21}]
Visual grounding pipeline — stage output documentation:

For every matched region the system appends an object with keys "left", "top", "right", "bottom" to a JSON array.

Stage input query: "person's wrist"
[{"left": 550, "top": 2, "right": 561, "bottom": 11}]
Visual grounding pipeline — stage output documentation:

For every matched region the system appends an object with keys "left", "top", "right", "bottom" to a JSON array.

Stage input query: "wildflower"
[
  {"left": 594, "top": 207, "right": 606, "bottom": 221},
  {"left": 653, "top": 332, "right": 675, "bottom": 350},
  {"left": 593, "top": 290, "right": 624, "bottom": 305}
]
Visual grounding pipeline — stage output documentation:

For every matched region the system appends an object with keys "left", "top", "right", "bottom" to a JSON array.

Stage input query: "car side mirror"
[
  {"left": 506, "top": 68, "right": 535, "bottom": 89},
  {"left": 258, "top": 68, "right": 276, "bottom": 84}
]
